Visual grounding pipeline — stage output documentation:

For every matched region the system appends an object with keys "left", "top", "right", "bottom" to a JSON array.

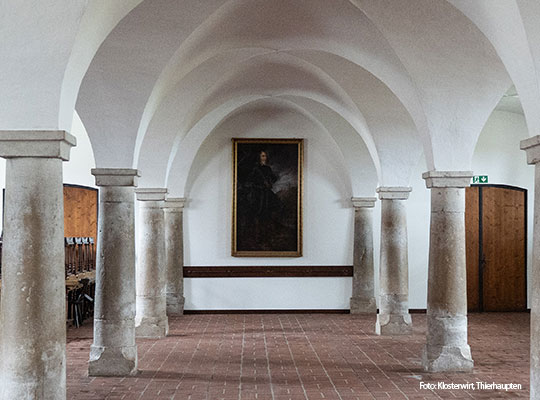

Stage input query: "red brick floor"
[{"left": 67, "top": 313, "right": 529, "bottom": 400}]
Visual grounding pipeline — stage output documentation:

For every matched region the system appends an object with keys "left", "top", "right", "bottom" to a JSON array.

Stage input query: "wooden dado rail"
[
  {"left": 183, "top": 265, "right": 354, "bottom": 278},
  {"left": 0, "top": 237, "right": 97, "bottom": 327}
]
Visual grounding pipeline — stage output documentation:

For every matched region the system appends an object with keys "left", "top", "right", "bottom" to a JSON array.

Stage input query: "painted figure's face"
[{"left": 259, "top": 151, "right": 268, "bottom": 165}]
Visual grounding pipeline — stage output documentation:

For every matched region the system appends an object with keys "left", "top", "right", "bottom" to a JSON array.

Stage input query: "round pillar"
[
  {"left": 88, "top": 169, "right": 139, "bottom": 376},
  {"left": 0, "top": 131, "right": 75, "bottom": 400},
  {"left": 135, "top": 188, "right": 168, "bottom": 338},
  {"left": 521, "top": 137, "right": 540, "bottom": 398},
  {"left": 375, "top": 187, "right": 412, "bottom": 335},
  {"left": 163, "top": 198, "right": 186, "bottom": 316},
  {"left": 350, "top": 197, "right": 377, "bottom": 313},
  {"left": 422, "top": 171, "right": 474, "bottom": 372}
]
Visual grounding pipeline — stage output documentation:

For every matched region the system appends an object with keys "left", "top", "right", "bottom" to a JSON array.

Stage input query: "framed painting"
[{"left": 232, "top": 138, "right": 303, "bottom": 257}]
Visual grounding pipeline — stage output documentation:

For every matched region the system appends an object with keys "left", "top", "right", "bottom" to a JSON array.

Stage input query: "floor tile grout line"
[
  {"left": 204, "top": 315, "right": 228, "bottom": 400},
  {"left": 295, "top": 315, "right": 349, "bottom": 400},
  {"left": 238, "top": 314, "right": 246, "bottom": 400},
  {"left": 170, "top": 316, "right": 211, "bottom": 400},
  {"left": 326, "top": 317, "right": 399, "bottom": 399},
  {"left": 152, "top": 319, "right": 188, "bottom": 400},
  {"left": 261, "top": 315, "right": 276, "bottom": 400},
  {"left": 136, "top": 338, "right": 159, "bottom": 400},
  {"left": 279, "top": 315, "right": 309, "bottom": 400},
  {"left": 329, "top": 316, "right": 441, "bottom": 400}
]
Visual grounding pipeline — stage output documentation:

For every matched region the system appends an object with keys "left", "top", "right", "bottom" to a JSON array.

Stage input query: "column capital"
[
  {"left": 376, "top": 187, "right": 411, "bottom": 200},
  {"left": 351, "top": 197, "right": 376, "bottom": 208},
  {"left": 135, "top": 188, "right": 168, "bottom": 201},
  {"left": 91, "top": 168, "right": 140, "bottom": 187},
  {"left": 163, "top": 197, "right": 186, "bottom": 210},
  {"left": 520, "top": 135, "right": 540, "bottom": 164},
  {"left": 422, "top": 171, "right": 473, "bottom": 188},
  {"left": 0, "top": 130, "right": 76, "bottom": 161}
]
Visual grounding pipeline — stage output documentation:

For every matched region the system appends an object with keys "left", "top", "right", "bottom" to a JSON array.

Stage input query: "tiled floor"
[{"left": 67, "top": 313, "right": 529, "bottom": 399}]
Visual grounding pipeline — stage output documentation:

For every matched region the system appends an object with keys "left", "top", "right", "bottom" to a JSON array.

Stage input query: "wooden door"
[
  {"left": 465, "top": 185, "right": 527, "bottom": 312},
  {"left": 465, "top": 186, "right": 481, "bottom": 312}
]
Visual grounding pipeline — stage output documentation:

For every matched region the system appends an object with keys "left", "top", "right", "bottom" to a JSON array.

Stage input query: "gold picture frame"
[{"left": 232, "top": 138, "right": 303, "bottom": 257}]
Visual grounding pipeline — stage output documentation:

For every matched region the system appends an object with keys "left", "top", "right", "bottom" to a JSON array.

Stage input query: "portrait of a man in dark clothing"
[
  {"left": 246, "top": 151, "right": 280, "bottom": 220},
  {"left": 232, "top": 139, "right": 303, "bottom": 256}
]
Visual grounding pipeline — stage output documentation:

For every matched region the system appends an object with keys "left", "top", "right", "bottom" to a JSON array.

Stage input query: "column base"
[
  {"left": 422, "top": 344, "right": 474, "bottom": 372},
  {"left": 88, "top": 345, "right": 138, "bottom": 376},
  {"left": 135, "top": 316, "right": 169, "bottom": 339},
  {"left": 349, "top": 296, "right": 377, "bottom": 314},
  {"left": 375, "top": 313, "right": 412, "bottom": 335},
  {"left": 166, "top": 294, "right": 185, "bottom": 316},
  {"left": 422, "top": 314, "right": 473, "bottom": 372}
]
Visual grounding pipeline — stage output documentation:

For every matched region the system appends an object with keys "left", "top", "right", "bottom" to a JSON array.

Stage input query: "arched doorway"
[{"left": 466, "top": 184, "right": 527, "bottom": 312}]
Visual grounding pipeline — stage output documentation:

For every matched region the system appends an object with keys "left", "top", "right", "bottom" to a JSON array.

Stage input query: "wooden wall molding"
[{"left": 183, "top": 265, "right": 353, "bottom": 278}]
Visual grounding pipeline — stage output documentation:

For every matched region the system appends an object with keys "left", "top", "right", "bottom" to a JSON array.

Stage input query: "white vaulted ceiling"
[{"left": 4, "top": 0, "right": 540, "bottom": 192}]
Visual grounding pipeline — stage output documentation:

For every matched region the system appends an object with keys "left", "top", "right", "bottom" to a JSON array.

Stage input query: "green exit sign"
[{"left": 472, "top": 175, "right": 488, "bottom": 184}]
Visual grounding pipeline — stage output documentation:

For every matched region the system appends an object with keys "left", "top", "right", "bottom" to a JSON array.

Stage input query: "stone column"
[
  {"left": 135, "top": 188, "right": 168, "bottom": 338},
  {"left": 375, "top": 187, "right": 412, "bottom": 335},
  {"left": 0, "top": 131, "right": 75, "bottom": 400},
  {"left": 163, "top": 198, "right": 186, "bottom": 316},
  {"left": 422, "top": 171, "right": 474, "bottom": 372},
  {"left": 521, "top": 137, "right": 540, "bottom": 397},
  {"left": 88, "top": 169, "right": 139, "bottom": 376},
  {"left": 350, "top": 197, "right": 377, "bottom": 313}
]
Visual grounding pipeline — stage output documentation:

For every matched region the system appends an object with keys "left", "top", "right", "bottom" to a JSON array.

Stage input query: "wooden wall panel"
[
  {"left": 481, "top": 187, "right": 527, "bottom": 312},
  {"left": 63, "top": 185, "right": 98, "bottom": 239},
  {"left": 465, "top": 186, "right": 480, "bottom": 312}
]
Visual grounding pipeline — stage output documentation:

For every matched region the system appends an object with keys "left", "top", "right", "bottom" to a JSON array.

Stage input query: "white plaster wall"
[
  {"left": 184, "top": 278, "right": 353, "bottom": 310},
  {"left": 184, "top": 108, "right": 355, "bottom": 267},
  {"left": 472, "top": 111, "right": 532, "bottom": 191},
  {"left": 183, "top": 108, "right": 533, "bottom": 311},
  {"left": 64, "top": 112, "right": 96, "bottom": 187},
  {"left": 406, "top": 160, "right": 431, "bottom": 310},
  {"left": 183, "top": 108, "right": 359, "bottom": 310}
]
